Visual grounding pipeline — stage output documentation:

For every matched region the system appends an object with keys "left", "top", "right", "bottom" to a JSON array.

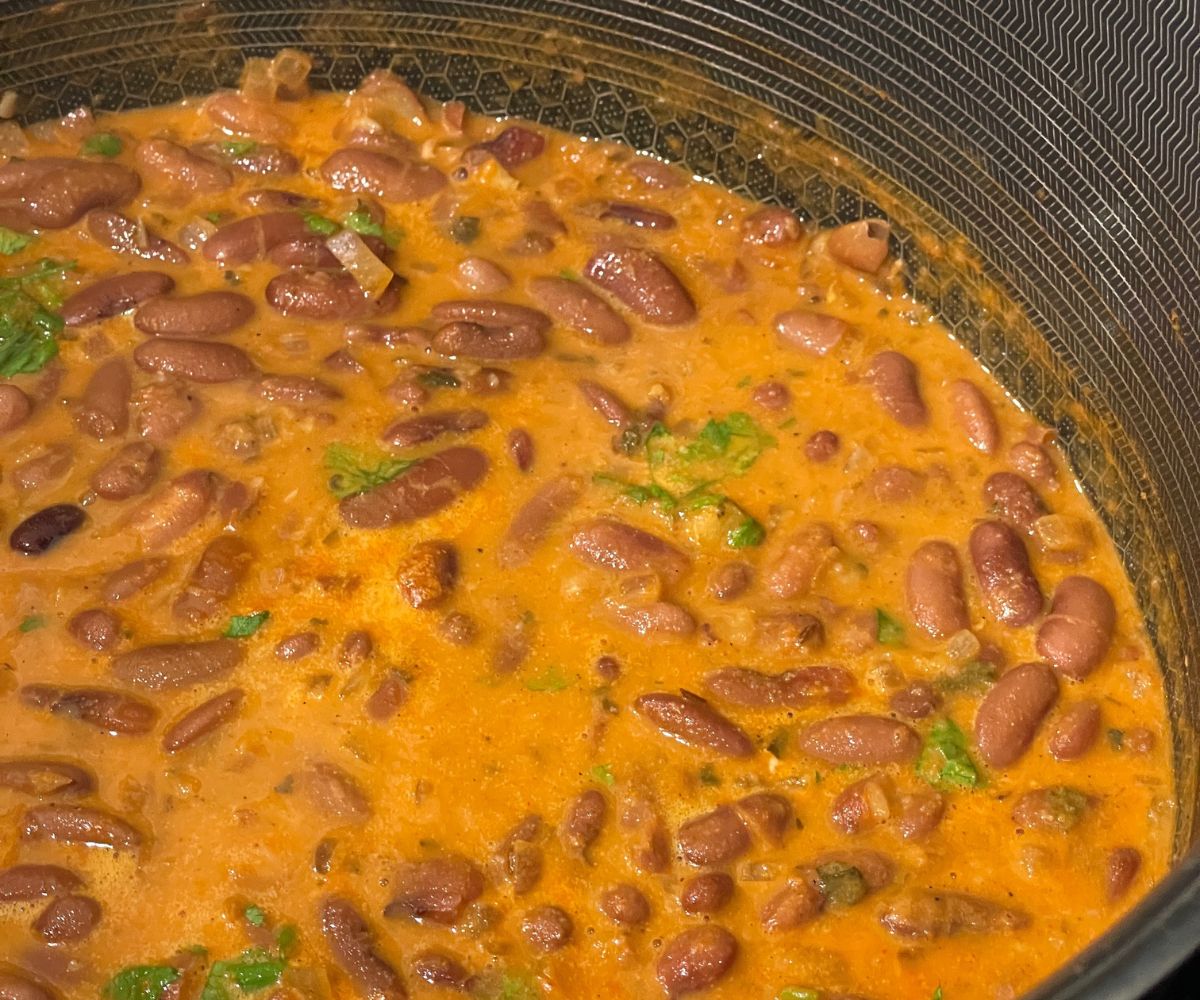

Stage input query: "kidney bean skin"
[
  {"left": 1011, "top": 440, "right": 1059, "bottom": 487},
  {"left": 984, "top": 472, "right": 1047, "bottom": 535},
  {"left": 134, "top": 338, "right": 258, "bottom": 383},
  {"left": 62, "top": 272, "right": 174, "bottom": 327},
  {"left": 969, "top": 520, "right": 1044, "bottom": 626},
  {"left": 266, "top": 269, "right": 401, "bottom": 320},
  {"left": 457, "top": 256, "right": 511, "bottom": 293},
  {"left": 10, "top": 504, "right": 86, "bottom": 555},
  {"left": 608, "top": 600, "right": 696, "bottom": 637},
  {"left": 74, "top": 357, "right": 132, "bottom": 440},
  {"left": 20, "top": 160, "right": 141, "bottom": 228},
  {"left": 103, "top": 557, "right": 169, "bottom": 602},
  {"left": 529, "top": 276, "right": 631, "bottom": 344},
  {"left": 599, "top": 883, "right": 650, "bottom": 926},
  {"left": 275, "top": 631, "right": 319, "bottom": 661},
  {"left": 826, "top": 218, "right": 891, "bottom": 271},
  {"left": 830, "top": 775, "right": 893, "bottom": 834},
  {"left": 411, "top": 951, "right": 472, "bottom": 991},
  {"left": 161, "top": 689, "right": 244, "bottom": 753},
  {"left": 111, "top": 639, "right": 244, "bottom": 691},
  {"left": 761, "top": 878, "right": 825, "bottom": 932},
  {"left": 763, "top": 524, "right": 837, "bottom": 599},
  {"left": 569, "top": 518, "right": 690, "bottom": 581},
  {"left": 950, "top": 379, "right": 1000, "bottom": 453},
  {"left": 633, "top": 692, "right": 753, "bottom": 758},
  {"left": 135, "top": 291, "right": 254, "bottom": 338},
  {"left": 657, "top": 925, "right": 738, "bottom": 996},
  {"left": 1048, "top": 700, "right": 1102, "bottom": 761},
  {"left": 473, "top": 126, "right": 547, "bottom": 169},
  {"left": 13, "top": 445, "right": 73, "bottom": 495},
  {"left": 320, "top": 897, "right": 408, "bottom": 1000},
  {"left": 906, "top": 540, "right": 970, "bottom": 639},
  {"left": 1106, "top": 847, "right": 1142, "bottom": 901},
  {"left": 432, "top": 320, "right": 545, "bottom": 361},
  {"left": 33, "top": 893, "right": 101, "bottom": 942},
  {"left": 1012, "top": 786, "right": 1094, "bottom": 832},
  {"left": 383, "top": 409, "right": 488, "bottom": 449},
  {"left": 521, "top": 905, "right": 573, "bottom": 953},
  {"left": 204, "top": 91, "right": 294, "bottom": 141},
  {"left": 0, "top": 384, "right": 32, "bottom": 433},
  {"left": 493, "top": 814, "right": 543, "bottom": 894},
  {"left": 173, "top": 535, "right": 254, "bottom": 623},
  {"left": 136, "top": 138, "right": 231, "bottom": 194},
  {"left": 774, "top": 310, "right": 847, "bottom": 356},
  {"left": 322, "top": 147, "right": 446, "bottom": 202},
  {"left": 865, "top": 350, "right": 927, "bottom": 427},
  {"left": 680, "top": 872, "right": 734, "bottom": 915},
  {"left": 22, "top": 803, "right": 142, "bottom": 851},
  {"left": 304, "top": 761, "right": 372, "bottom": 822},
  {"left": 677, "top": 805, "right": 751, "bottom": 866},
  {"left": 879, "top": 891, "right": 1030, "bottom": 939},
  {"left": 134, "top": 378, "right": 201, "bottom": 441},
  {"left": 432, "top": 298, "right": 550, "bottom": 334},
  {"left": 396, "top": 541, "right": 458, "bottom": 609},
  {"left": 385, "top": 856, "right": 485, "bottom": 924},
  {"left": 560, "top": 789, "right": 607, "bottom": 858},
  {"left": 576, "top": 379, "right": 633, "bottom": 427},
  {"left": 202, "top": 211, "right": 310, "bottom": 265},
  {"left": 743, "top": 206, "right": 802, "bottom": 245},
  {"left": 799, "top": 715, "right": 921, "bottom": 765},
  {"left": 704, "top": 665, "right": 853, "bottom": 708},
  {"left": 21, "top": 685, "right": 156, "bottom": 736},
  {"left": 0, "top": 759, "right": 94, "bottom": 798},
  {"left": 506, "top": 428, "right": 534, "bottom": 473},
  {"left": 1036, "top": 576, "right": 1117, "bottom": 679},
  {"left": 86, "top": 209, "right": 190, "bottom": 265},
  {"left": 0, "top": 971, "right": 55, "bottom": 1000},
  {"left": 127, "top": 469, "right": 217, "bottom": 547},
  {"left": 707, "top": 561, "right": 753, "bottom": 601},
  {"left": 890, "top": 680, "right": 940, "bottom": 720},
  {"left": 339, "top": 446, "right": 488, "bottom": 529},
  {"left": 66, "top": 606, "right": 121, "bottom": 651},
  {"left": 585, "top": 246, "right": 696, "bottom": 325},
  {"left": 0, "top": 864, "right": 84, "bottom": 902},
  {"left": 974, "top": 662, "right": 1060, "bottom": 767},
  {"left": 898, "top": 791, "right": 946, "bottom": 840}
]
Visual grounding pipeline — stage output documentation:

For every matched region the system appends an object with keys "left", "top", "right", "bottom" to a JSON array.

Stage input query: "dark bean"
[
  {"left": 0, "top": 384, "right": 32, "bottom": 433},
  {"left": 585, "top": 245, "right": 695, "bottom": 325},
  {"left": 17, "top": 160, "right": 139, "bottom": 229},
  {"left": 366, "top": 672, "right": 410, "bottom": 722},
  {"left": 66, "top": 608, "right": 122, "bottom": 652},
  {"left": 830, "top": 774, "right": 893, "bottom": 834},
  {"left": 889, "top": 680, "right": 940, "bottom": 720},
  {"left": 135, "top": 138, "right": 231, "bottom": 194},
  {"left": 86, "top": 209, "right": 190, "bottom": 265},
  {"left": 707, "top": 561, "right": 753, "bottom": 601},
  {"left": 0, "top": 759, "right": 94, "bottom": 798},
  {"left": 275, "top": 631, "right": 319, "bottom": 661},
  {"left": 743, "top": 206, "right": 802, "bottom": 245},
  {"left": 969, "top": 520, "right": 1043, "bottom": 626},
  {"left": 628, "top": 159, "right": 683, "bottom": 188},
  {"left": 10, "top": 504, "right": 86, "bottom": 555},
  {"left": 0, "top": 971, "right": 55, "bottom": 1000},
  {"left": 103, "top": 557, "right": 169, "bottom": 602},
  {"left": 340, "top": 446, "right": 489, "bottom": 529},
  {"left": 134, "top": 338, "right": 258, "bottom": 383},
  {"left": 439, "top": 611, "right": 478, "bottom": 646},
  {"left": 133, "top": 378, "right": 201, "bottom": 442},
  {"left": 385, "top": 856, "right": 485, "bottom": 924},
  {"left": 774, "top": 310, "right": 846, "bottom": 356},
  {"left": 905, "top": 540, "right": 970, "bottom": 639},
  {"left": 607, "top": 599, "right": 696, "bottom": 637},
  {"left": 520, "top": 905, "right": 573, "bottom": 953},
  {"left": 22, "top": 803, "right": 142, "bottom": 851},
  {"left": 204, "top": 91, "right": 293, "bottom": 141},
  {"left": 529, "top": 276, "right": 630, "bottom": 345},
  {"left": 456, "top": 256, "right": 511, "bottom": 294},
  {"left": 799, "top": 715, "right": 921, "bottom": 765},
  {"left": 383, "top": 409, "right": 488, "bottom": 449},
  {"left": 135, "top": 291, "right": 254, "bottom": 339},
  {"left": 0, "top": 864, "right": 84, "bottom": 902},
  {"left": 1048, "top": 700, "right": 1102, "bottom": 761},
  {"left": 506, "top": 428, "right": 535, "bottom": 471},
  {"left": 395, "top": 541, "right": 458, "bottom": 609},
  {"left": 704, "top": 665, "right": 853, "bottom": 708},
  {"left": 984, "top": 472, "right": 1047, "bottom": 535},
  {"left": 32, "top": 893, "right": 101, "bottom": 942},
  {"left": 1036, "top": 576, "right": 1116, "bottom": 680},
  {"left": 266, "top": 269, "right": 401, "bottom": 321},
  {"left": 811, "top": 848, "right": 895, "bottom": 896},
  {"left": 321, "top": 147, "right": 447, "bottom": 202},
  {"left": 111, "top": 639, "right": 244, "bottom": 692},
  {"left": 864, "top": 350, "right": 927, "bottom": 427},
  {"left": 755, "top": 611, "right": 826, "bottom": 652},
  {"left": 313, "top": 838, "right": 336, "bottom": 875},
  {"left": 569, "top": 517, "right": 690, "bottom": 581},
  {"left": 494, "top": 814, "right": 544, "bottom": 894},
  {"left": 471, "top": 126, "right": 546, "bottom": 169},
  {"left": 62, "top": 272, "right": 174, "bottom": 327},
  {"left": 202, "top": 211, "right": 310, "bottom": 265},
  {"left": 678, "top": 805, "right": 750, "bottom": 867},
  {"left": 1012, "top": 785, "right": 1093, "bottom": 832},
  {"left": 256, "top": 374, "right": 343, "bottom": 406},
  {"left": 752, "top": 380, "right": 792, "bottom": 411},
  {"left": 897, "top": 791, "right": 945, "bottom": 840},
  {"left": 339, "top": 630, "right": 374, "bottom": 667},
  {"left": 303, "top": 761, "right": 372, "bottom": 822},
  {"left": 21, "top": 683, "right": 155, "bottom": 736},
  {"left": 633, "top": 692, "right": 753, "bottom": 757},
  {"left": 594, "top": 883, "right": 649, "bottom": 928},
  {"left": 173, "top": 535, "right": 253, "bottom": 624},
  {"left": 576, "top": 378, "right": 633, "bottom": 427},
  {"left": 1106, "top": 847, "right": 1142, "bottom": 901},
  {"left": 411, "top": 951, "right": 472, "bottom": 991},
  {"left": 126, "top": 469, "right": 217, "bottom": 547},
  {"left": 826, "top": 218, "right": 890, "bottom": 271},
  {"left": 974, "top": 662, "right": 1059, "bottom": 767},
  {"left": 680, "top": 872, "right": 734, "bottom": 915},
  {"left": 621, "top": 796, "right": 670, "bottom": 874},
  {"left": 657, "top": 926, "right": 738, "bottom": 996},
  {"left": 161, "top": 689, "right": 244, "bottom": 753},
  {"left": 950, "top": 379, "right": 1000, "bottom": 454},
  {"left": 319, "top": 897, "right": 407, "bottom": 1000},
  {"left": 880, "top": 890, "right": 1029, "bottom": 940},
  {"left": 737, "top": 792, "right": 794, "bottom": 844},
  {"left": 763, "top": 524, "right": 837, "bottom": 598},
  {"left": 495, "top": 476, "right": 582, "bottom": 569},
  {"left": 560, "top": 789, "right": 606, "bottom": 859},
  {"left": 1010, "top": 440, "right": 1059, "bottom": 487},
  {"left": 242, "top": 188, "right": 317, "bottom": 211},
  {"left": 73, "top": 357, "right": 132, "bottom": 440}
]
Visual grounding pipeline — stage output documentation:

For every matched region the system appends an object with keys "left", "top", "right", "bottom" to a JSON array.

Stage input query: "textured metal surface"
[{"left": 2, "top": 1, "right": 1199, "bottom": 994}]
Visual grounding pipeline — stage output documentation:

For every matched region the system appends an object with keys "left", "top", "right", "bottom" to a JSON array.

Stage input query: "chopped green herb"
[
  {"left": 766, "top": 726, "right": 790, "bottom": 759},
  {"left": 302, "top": 212, "right": 339, "bottom": 236},
  {"left": 223, "top": 270, "right": 241, "bottom": 286},
  {"left": 225, "top": 611, "right": 270, "bottom": 638},
  {"left": 813, "top": 770, "right": 823, "bottom": 784},
  {"left": 276, "top": 924, "right": 299, "bottom": 958},
  {"left": 735, "top": 374, "right": 753, "bottom": 388},
  {"left": 1036, "top": 786, "right": 1093, "bottom": 830},
  {"left": 18, "top": 614, "right": 45, "bottom": 633},
  {"left": 777, "top": 989, "right": 820, "bottom": 1000},
  {"left": 698, "top": 763, "right": 721, "bottom": 787},
  {"left": 777, "top": 416, "right": 798, "bottom": 429},
  {"left": 448, "top": 215, "right": 481, "bottom": 244},
  {"left": 416, "top": 369, "right": 460, "bottom": 388},
  {"left": 875, "top": 608, "right": 905, "bottom": 645},
  {"left": 199, "top": 949, "right": 285, "bottom": 1000},
  {"left": 525, "top": 666, "right": 572, "bottom": 693},
  {"left": 324, "top": 443, "right": 417, "bottom": 499},
  {"left": 0, "top": 226, "right": 33, "bottom": 256},
  {"left": 244, "top": 904, "right": 267, "bottom": 927},
  {"left": 728, "top": 513, "right": 765, "bottom": 548},
  {"left": 221, "top": 139, "right": 258, "bottom": 157},
  {"left": 815, "top": 861, "right": 867, "bottom": 906},
  {"left": 1107, "top": 728, "right": 1125, "bottom": 750},
  {"left": 104, "top": 966, "right": 181, "bottom": 1000},
  {"left": 82, "top": 132, "right": 123, "bottom": 157},
  {"left": 936, "top": 659, "right": 996, "bottom": 695},
  {"left": 558, "top": 268, "right": 579, "bottom": 281},
  {"left": 343, "top": 207, "right": 402, "bottom": 247},
  {"left": 473, "top": 971, "right": 538, "bottom": 1000},
  {"left": 932, "top": 989, "right": 944, "bottom": 1000},
  {"left": 204, "top": 211, "right": 225, "bottom": 224},
  {"left": 676, "top": 411, "right": 776, "bottom": 474},
  {"left": 590, "top": 763, "right": 616, "bottom": 787},
  {"left": 917, "top": 718, "right": 982, "bottom": 790},
  {"left": 0, "top": 257, "right": 75, "bottom": 377}
]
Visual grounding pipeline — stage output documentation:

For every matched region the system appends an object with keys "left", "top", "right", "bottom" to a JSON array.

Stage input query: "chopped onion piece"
[
  {"left": 0, "top": 90, "right": 18, "bottom": 120},
  {"left": 270, "top": 49, "right": 313, "bottom": 100},
  {"left": 134, "top": 215, "right": 150, "bottom": 250},
  {"left": 326, "top": 229, "right": 394, "bottom": 300},
  {"left": 240, "top": 58, "right": 275, "bottom": 102},
  {"left": 0, "top": 120, "right": 28, "bottom": 157}
]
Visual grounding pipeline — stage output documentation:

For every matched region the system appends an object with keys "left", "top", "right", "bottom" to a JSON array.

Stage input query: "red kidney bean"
[
  {"left": 657, "top": 925, "right": 738, "bottom": 996},
  {"left": 22, "top": 803, "right": 142, "bottom": 851},
  {"left": 763, "top": 524, "right": 837, "bottom": 599},
  {"left": 431, "top": 319, "right": 544, "bottom": 361},
  {"left": 880, "top": 890, "right": 1029, "bottom": 939},
  {"left": 1035, "top": 576, "right": 1116, "bottom": 680},
  {"left": 754, "top": 611, "right": 825, "bottom": 651},
  {"left": 0, "top": 865, "right": 84, "bottom": 902},
  {"left": 743, "top": 206, "right": 802, "bottom": 245},
  {"left": 1010, "top": 440, "right": 1059, "bottom": 487},
  {"left": 319, "top": 897, "right": 407, "bottom": 1000},
  {"left": 1012, "top": 785, "right": 1094, "bottom": 832},
  {"left": 864, "top": 350, "right": 927, "bottom": 427},
  {"left": 196, "top": 141, "right": 299, "bottom": 176},
  {"left": 761, "top": 878, "right": 824, "bottom": 932},
  {"left": 472, "top": 126, "right": 546, "bottom": 169},
  {"left": 585, "top": 246, "right": 696, "bottom": 325},
  {"left": 431, "top": 299, "right": 550, "bottom": 334},
  {"left": 256, "top": 374, "right": 343, "bottom": 405},
  {"left": 339, "top": 630, "right": 374, "bottom": 667},
  {"left": 751, "top": 381, "right": 791, "bottom": 411},
  {"left": 411, "top": 951, "right": 471, "bottom": 991},
  {"left": 507, "top": 428, "right": 534, "bottom": 471},
  {"left": 905, "top": 540, "right": 969, "bottom": 639},
  {"left": 161, "top": 689, "right": 244, "bottom": 754},
  {"left": 1126, "top": 727, "right": 1157, "bottom": 754},
  {"left": 134, "top": 338, "right": 258, "bottom": 383},
  {"left": 90, "top": 442, "right": 160, "bottom": 501},
  {"left": 103, "top": 557, "right": 169, "bottom": 602},
  {"left": 984, "top": 472, "right": 1047, "bottom": 535},
  {"left": 0, "top": 971, "right": 55, "bottom": 1000},
  {"left": 303, "top": 761, "right": 372, "bottom": 822},
  {"left": 22, "top": 683, "right": 154, "bottom": 735},
  {"left": 576, "top": 378, "right": 633, "bottom": 427},
  {"left": 889, "top": 680, "right": 941, "bottom": 720},
  {"left": 385, "top": 856, "right": 485, "bottom": 924},
  {"left": 529, "top": 276, "right": 631, "bottom": 345},
  {"left": 949, "top": 379, "right": 1000, "bottom": 453},
  {"left": 13, "top": 445, "right": 73, "bottom": 494},
  {"left": 620, "top": 796, "right": 671, "bottom": 874},
  {"left": 73, "top": 357, "right": 132, "bottom": 440},
  {"left": 172, "top": 535, "right": 253, "bottom": 623},
  {"left": 740, "top": 790, "right": 797, "bottom": 841},
  {"left": 678, "top": 805, "right": 751, "bottom": 866},
  {"left": 321, "top": 147, "right": 447, "bottom": 202},
  {"left": 633, "top": 692, "right": 753, "bottom": 758},
  {"left": 867, "top": 464, "right": 925, "bottom": 504},
  {"left": 127, "top": 469, "right": 218, "bottom": 547},
  {"left": 830, "top": 774, "right": 893, "bottom": 834},
  {"left": 202, "top": 211, "right": 310, "bottom": 265},
  {"left": 136, "top": 138, "right": 231, "bottom": 195},
  {"left": 204, "top": 91, "right": 293, "bottom": 141},
  {"left": 86, "top": 210, "right": 190, "bottom": 265},
  {"left": 111, "top": 639, "right": 244, "bottom": 692},
  {"left": 974, "top": 661, "right": 1059, "bottom": 767},
  {"left": 897, "top": 791, "right": 945, "bottom": 840},
  {"left": 19, "top": 160, "right": 141, "bottom": 228},
  {"left": 275, "top": 631, "right": 318, "bottom": 661},
  {"left": 704, "top": 665, "right": 853, "bottom": 708},
  {"left": 383, "top": 409, "right": 488, "bottom": 449},
  {"left": 62, "top": 272, "right": 174, "bottom": 327},
  {"left": 599, "top": 883, "right": 650, "bottom": 926},
  {"left": 569, "top": 517, "right": 690, "bottom": 581},
  {"left": 600, "top": 201, "right": 677, "bottom": 230},
  {"left": 607, "top": 599, "right": 696, "bottom": 637},
  {"left": 0, "top": 759, "right": 94, "bottom": 798},
  {"left": 135, "top": 291, "right": 254, "bottom": 338},
  {"left": 826, "top": 218, "right": 890, "bottom": 271},
  {"left": 559, "top": 788, "right": 606, "bottom": 859},
  {"left": 10, "top": 504, "right": 86, "bottom": 556},
  {"left": 1106, "top": 847, "right": 1142, "bottom": 901},
  {"left": 339, "top": 446, "right": 488, "bottom": 529},
  {"left": 799, "top": 715, "right": 921, "bottom": 765},
  {"left": 0, "top": 384, "right": 32, "bottom": 433},
  {"left": 969, "top": 520, "right": 1044, "bottom": 626},
  {"left": 365, "top": 672, "right": 410, "bottom": 722},
  {"left": 493, "top": 814, "right": 543, "bottom": 894},
  {"left": 268, "top": 234, "right": 383, "bottom": 269},
  {"left": 680, "top": 872, "right": 734, "bottom": 915},
  {"left": 774, "top": 310, "right": 847, "bottom": 356},
  {"left": 521, "top": 905, "right": 573, "bottom": 953},
  {"left": 32, "top": 893, "right": 101, "bottom": 943},
  {"left": 1048, "top": 700, "right": 1102, "bottom": 760},
  {"left": 395, "top": 540, "right": 458, "bottom": 609},
  {"left": 242, "top": 188, "right": 317, "bottom": 211},
  {"left": 627, "top": 158, "right": 682, "bottom": 189},
  {"left": 266, "top": 269, "right": 401, "bottom": 320},
  {"left": 707, "top": 561, "right": 753, "bottom": 601},
  {"left": 456, "top": 256, "right": 511, "bottom": 293},
  {"left": 497, "top": 476, "right": 582, "bottom": 569},
  {"left": 133, "top": 378, "right": 201, "bottom": 442}
]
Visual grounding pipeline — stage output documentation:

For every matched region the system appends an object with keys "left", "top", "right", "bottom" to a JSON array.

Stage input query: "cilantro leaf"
[
  {"left": 525, "top": 666, "right": 572, "bottom": 693},
  {"left": 416, "top": 368, "right": 460, "bottom": 388},
  {"left": 324, "top": 443, "right": 416, "bottom": 500},
  {"left": 590, "top": 763, "right": 615, "bottom": 786},
  {"left": 472, "top": 971, "right": 538, "bottom": 1000},
  {"left": 224, "top": 611, "right": 269, "bottom": 638},
  {"left": 104, "top": 966, "right": 181, "bottom": 1000},
  {"left": 917, "top": 718, "right": 983, "bottom": 790},
  {"left": 302, "top": 213, "right": 339, "bottom": 236},
  {"left": 0, "top": 257, "right": 74, "bottom": 377},
  {"left": 936, "top": 659, "right": 996, "bottom": 695},
  {"left": 875, "top": 608, "right": 905, "bottom": 645},
  {"left": 766, "top": 726, "right": 790, "bottom": 759},
  {"left": 200, "top": 949, "right": 285, "bottom": 1000},
  {"left": 777, "top": 989, "right": 821, "bottom": 1000},
  {"left": 82, "top": 132, "right": 123, "bottom": 157},
  {"left": 0, "top": 226, "right": 33, "bottom": 255},
  {"left": 728, "top": 513, "right": 765, "bottom": 548},
  {"left": 448, "top": 215, "right": 480, "bottom": 244},
  {"left": 221, "top": 139, "right": 258, "bottom": 157},
  {"left": 698, "top": 763, "right": 720, "bottom": 787},
  {"left": 933, "top": 988, "right": 944, "bottom": 1000},
  {"left": 18, "top": 614, "right": 45, "bottom": 632},
  {"left": 244, "top": 903, "right": 267, "bottom": 927}
]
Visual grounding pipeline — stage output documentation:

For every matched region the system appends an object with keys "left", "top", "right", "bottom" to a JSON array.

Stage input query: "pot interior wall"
[{"left": 2, "top": 1, "right": 1199, "bottom": 996}]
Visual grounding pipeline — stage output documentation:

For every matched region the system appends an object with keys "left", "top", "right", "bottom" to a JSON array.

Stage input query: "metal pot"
[{"left": 3, "top": 1, "right": 1198, "bottom": 995}]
